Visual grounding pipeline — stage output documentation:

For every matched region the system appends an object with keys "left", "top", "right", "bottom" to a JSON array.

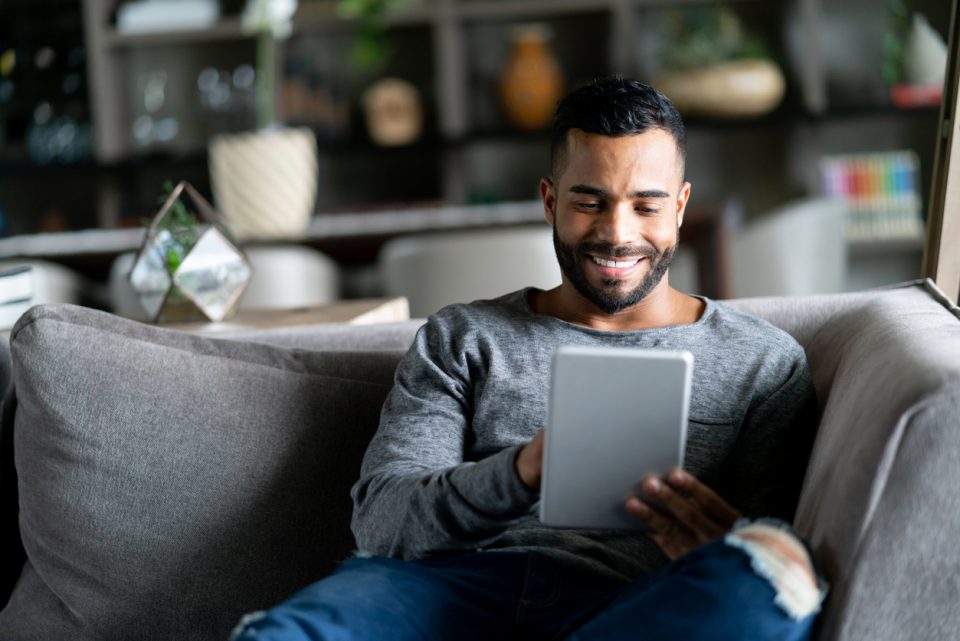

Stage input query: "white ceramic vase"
[{"left": 208, "top": 126, "right": 318, "bottom": 240}]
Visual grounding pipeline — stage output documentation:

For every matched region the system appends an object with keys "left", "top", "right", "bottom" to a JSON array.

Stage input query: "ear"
[
  {"left": 675, "top": 181, "right": 692, "bottom": 228},
  {"left": 540, "top": 177, "right": 557, "bottom": 225}
]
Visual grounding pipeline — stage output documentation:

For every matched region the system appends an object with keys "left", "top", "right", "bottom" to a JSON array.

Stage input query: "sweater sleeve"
[
  {"left": 715, "top": 346, "right": 819, "bottom": 521},
  {"left": 350, "top": 314, "right": 540, "bottom": 559}
]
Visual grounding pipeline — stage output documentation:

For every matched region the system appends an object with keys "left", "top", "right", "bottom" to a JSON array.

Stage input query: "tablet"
[{"left": 539, "top": 345, "right": 693, "bottom": 530}]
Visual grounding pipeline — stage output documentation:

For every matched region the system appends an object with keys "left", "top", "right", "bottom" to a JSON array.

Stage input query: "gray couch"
[{"left": 1, "top": 279, "right": 958, "bottom": 641}]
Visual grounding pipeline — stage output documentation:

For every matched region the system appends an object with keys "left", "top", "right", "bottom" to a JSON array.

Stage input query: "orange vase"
[{"left": 498, "top": 25, "right": 564, "bottom": 130}]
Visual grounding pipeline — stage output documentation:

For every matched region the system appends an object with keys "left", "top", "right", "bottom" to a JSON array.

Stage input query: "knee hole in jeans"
[{"left": 725, "top": 523, "right": 824, "bottom": 621}]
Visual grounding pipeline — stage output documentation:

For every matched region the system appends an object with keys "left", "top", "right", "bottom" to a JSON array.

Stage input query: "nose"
[{"left": 595, "top": 201, "right": 639, "bottom": 247}]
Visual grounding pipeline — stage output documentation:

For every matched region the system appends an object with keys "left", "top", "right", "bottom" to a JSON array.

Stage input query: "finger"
[
  {"left": 625, "top": 497, "right": 694, "bottom": 560},
  {"left": 668, "top": 469, "right": 740, "bottom": 525},
  {"left": 625, "top": 496, "right": 686, "bottom": 537},
  {"left": 642, "top": 476, "right": 725, "bottom": 538},
  {"left": 532, "top": 429, "right": 545, "bottom": 455},
  {"left": 665, "top": 469, "right": 742, "bottom": 526}
]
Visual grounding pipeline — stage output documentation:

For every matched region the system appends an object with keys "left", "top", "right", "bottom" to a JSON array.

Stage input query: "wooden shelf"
[
  {"left": 458, "top": 0, "right": 612, "bottom": 21},
  {"left": 294, "top": 1, "right": 436, "bottom": 30},
  {"left": 105, "top": 17, "right": 249, "bottom": 48},
  {"left": 634, "top": 0, "right": 773, "bottom": 5},
  {"left": 848, "top": 236, "right": 926, "bottom": 257},
  {"left": 0, "top": 201, "right": 546, "bottom": 261},
  {"left": 457, "top": 0, "right": 768, "bottom": 21},
  {"left": 103, "top": 5, "right": 439, "bottom": 48}
]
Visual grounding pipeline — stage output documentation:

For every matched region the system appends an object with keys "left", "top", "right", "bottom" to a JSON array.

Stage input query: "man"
[{"left": 232, "top": 76, "right": 825, "bottom": 641}]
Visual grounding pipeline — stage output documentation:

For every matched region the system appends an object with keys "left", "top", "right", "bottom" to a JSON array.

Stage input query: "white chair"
[
  {"left": 729, "top": 198, "right": 848, "bottom": 298},
  {"left": 110, "top": 244, "right": 340, "bottom": 317},
  {"left": 378, "top": 226, "right": 562, "bottom": 318},
  {"left": 239, "top": 245, "right": 340, "bottom": 310}
]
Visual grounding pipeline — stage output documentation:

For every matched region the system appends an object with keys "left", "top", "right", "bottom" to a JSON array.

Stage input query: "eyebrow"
[{"left": 568, "top": 184, "right": 670, "bottom": 199}]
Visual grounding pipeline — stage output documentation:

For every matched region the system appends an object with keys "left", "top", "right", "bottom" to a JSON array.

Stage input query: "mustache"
[{"left": 575, "top": 241, "right": 660, "bottom": 259}]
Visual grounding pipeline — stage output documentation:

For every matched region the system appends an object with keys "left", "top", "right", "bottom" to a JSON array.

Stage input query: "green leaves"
[
  {"left": 883, "top": 0, "right": 911, "bottom": 86},
  {"left": 336, "top": 0, "right": 408, "bottom": 73},
  {"left": 156, "top": 180, "right": 201, "bottom": 274},
  {"left": 661, "top": 6, "right": 772, "bottom": 70}
]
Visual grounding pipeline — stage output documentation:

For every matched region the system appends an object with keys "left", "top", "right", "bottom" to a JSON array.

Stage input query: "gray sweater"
[{"left": 351, "top": 289, "right": 817, "bottom": 582}]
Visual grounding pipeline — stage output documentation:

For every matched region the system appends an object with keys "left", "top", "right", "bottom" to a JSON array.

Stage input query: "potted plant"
[
  {"left": 653, "top": 6, "right": 786, "bottom": 119},
  {"left": 884, "top": 0, "right": 947, "bottom": 108},
  {"left": 207, "top": 0, "right": 319, "bottom": 240}
]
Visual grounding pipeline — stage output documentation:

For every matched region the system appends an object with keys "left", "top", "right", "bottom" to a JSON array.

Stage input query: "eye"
[
  {"left": 636, "top": 206, "right": 660, "bottom": 214},
  {"left": 577, "top": 201, "right": 602, "bottom": 211}
]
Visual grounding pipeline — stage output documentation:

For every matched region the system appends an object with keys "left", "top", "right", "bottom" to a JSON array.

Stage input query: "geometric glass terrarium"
[{"left": 129, "top": 181, "right": 253, "bottom": 323}]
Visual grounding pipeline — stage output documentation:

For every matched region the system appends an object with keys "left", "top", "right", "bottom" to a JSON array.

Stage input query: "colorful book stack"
[
  {"left": 0, "top": 265, "right": 34, "bottom": 331},
  {"left": 819, "top": 151, "right": 924, "bottom": 242}
]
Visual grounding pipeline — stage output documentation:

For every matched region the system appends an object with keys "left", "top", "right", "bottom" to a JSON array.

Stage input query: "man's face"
[{"left": 541, "top": 129, "right": 691, "bottom": 315}]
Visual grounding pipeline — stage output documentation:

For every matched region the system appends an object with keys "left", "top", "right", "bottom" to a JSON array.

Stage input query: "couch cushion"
[{"left": 0, "top": 304, "right": 407, "bottom": 641}]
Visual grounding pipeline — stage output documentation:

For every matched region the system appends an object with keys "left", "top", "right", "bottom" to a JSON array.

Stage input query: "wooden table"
[{"left": 155, "top": 297, "right": 410, "bottom": 334}]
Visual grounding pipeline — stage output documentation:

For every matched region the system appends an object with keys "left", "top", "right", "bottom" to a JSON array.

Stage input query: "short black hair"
[{"left": 550, "top": 76, "right": 686, "bottom": 179}]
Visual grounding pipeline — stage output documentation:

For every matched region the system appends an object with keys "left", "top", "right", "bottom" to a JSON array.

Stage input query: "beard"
[{"left": 552, "top": 226, "right": 678, "bottom": 315}]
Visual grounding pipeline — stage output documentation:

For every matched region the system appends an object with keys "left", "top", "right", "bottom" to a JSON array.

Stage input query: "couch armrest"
[{"left": 766, "top": 282, "right": 960, "bottom": 641}]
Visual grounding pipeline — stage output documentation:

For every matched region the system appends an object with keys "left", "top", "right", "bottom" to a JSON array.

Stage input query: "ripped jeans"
[{"left": 231, "top": 520, "right": 828, "bottom": 641}]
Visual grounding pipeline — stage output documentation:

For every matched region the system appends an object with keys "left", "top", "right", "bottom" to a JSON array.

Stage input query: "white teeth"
[{"left": 591, "top": 256, "right": 640, "bottom": 268}]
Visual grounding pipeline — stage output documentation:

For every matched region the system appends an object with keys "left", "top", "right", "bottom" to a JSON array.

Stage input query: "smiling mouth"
[{"left": 590, "top": 256, "right": 643, "bottom": 269}]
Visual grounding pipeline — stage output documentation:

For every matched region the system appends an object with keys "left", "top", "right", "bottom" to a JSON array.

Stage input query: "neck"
[{"left": 531, "top": 279, "right": 703, "bottom": 332}]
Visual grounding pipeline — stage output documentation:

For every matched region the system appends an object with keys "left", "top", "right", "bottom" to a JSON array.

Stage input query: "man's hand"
[
  {"left": 515, "top": 429, "right": 545, "bottom": 490},
  {"left": 625, "top": 468, "right": 742, "bottom": 560}
]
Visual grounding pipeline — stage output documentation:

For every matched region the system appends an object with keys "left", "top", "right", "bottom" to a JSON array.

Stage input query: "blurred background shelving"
[{"left": 0, "top": 0, "right": 950, "bottom": 294}]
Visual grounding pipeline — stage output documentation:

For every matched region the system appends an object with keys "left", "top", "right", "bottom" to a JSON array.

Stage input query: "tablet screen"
[{"left": 539, "top": 345, "right": 693, "bottom": 530}]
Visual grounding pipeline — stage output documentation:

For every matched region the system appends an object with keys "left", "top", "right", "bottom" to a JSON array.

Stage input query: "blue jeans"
[{"left": 231, "top": 532, "right": 823, "bottom": 641}]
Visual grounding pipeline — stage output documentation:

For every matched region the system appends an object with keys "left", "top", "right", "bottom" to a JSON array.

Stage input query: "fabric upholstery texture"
[
  {"left": 0, "top": 280, "right": 958, "bottom": 641},
  {"left": 729, "top": 280, "right": 960, "bottom": 641},
  {"left": 214, "top": 320, "right": 423, "bottom": 351},
  {"left": 0, "top": 304, "right": 404, "bottom": 641},
  {"left": 0, "top": 336, "right": 19, "bottom": 606}
]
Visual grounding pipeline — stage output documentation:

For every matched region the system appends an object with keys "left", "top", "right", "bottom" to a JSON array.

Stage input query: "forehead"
[{"left": 559, "top": 129, "right": 682, "bottom": 189}]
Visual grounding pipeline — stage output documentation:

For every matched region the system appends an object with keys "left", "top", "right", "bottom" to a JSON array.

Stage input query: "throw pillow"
[{"left": 0, "top": 304, "right": 405, "bottom": 641}]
